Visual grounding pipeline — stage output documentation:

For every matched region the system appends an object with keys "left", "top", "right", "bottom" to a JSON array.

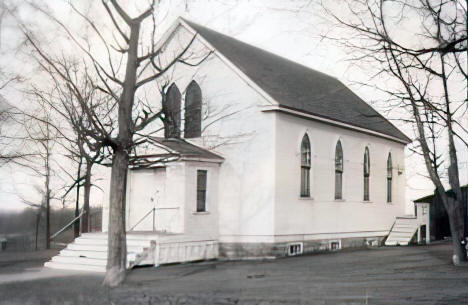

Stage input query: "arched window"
[
  {"left": 387, "top": 153, "right": 392, "bottom": 203},
  {"left": 300, "top": 134, "right": 311, "bottom": 197},
  {"left": 184, "top": 81, "right": 202, "bottom": 138},
  {"left": 335, "top": 140, "right": 343, "bottom": 200},
  {"left": 363, "top": 147, "right": 370, "bottom": 201},
  {"left": 164, "top": 84, "right": 181, "bottom": 138}
]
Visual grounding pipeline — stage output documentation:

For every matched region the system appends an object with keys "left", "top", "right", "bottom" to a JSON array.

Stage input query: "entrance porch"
[{"left": 44, "top": 231, "right": 218, "bottom": 272}]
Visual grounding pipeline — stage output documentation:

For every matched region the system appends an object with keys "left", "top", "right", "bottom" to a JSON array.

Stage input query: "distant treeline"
[{"left": 0, "top": 207, "right": 102, "bottom": 251}]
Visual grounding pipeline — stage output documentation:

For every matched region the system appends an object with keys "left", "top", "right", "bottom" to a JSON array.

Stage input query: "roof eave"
[{"left": 262, "top": 105, "right": 411, "bottom": 145}]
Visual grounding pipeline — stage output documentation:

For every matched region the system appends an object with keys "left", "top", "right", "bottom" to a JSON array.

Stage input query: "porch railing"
[{"left": 129, "top": 207, "right": 156, "bottom": 232}]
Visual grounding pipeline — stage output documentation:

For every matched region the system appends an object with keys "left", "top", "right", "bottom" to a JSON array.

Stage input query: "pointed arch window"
[
  {"left": 387, "top": 153, "right": 392, "bottom": 203},
  {"left": 335, "top": 140, "right": 343, "bottom": 200},
  {"left": 300, "top": 134, "right": 311, "bottom": 197},
  {"left": 184, "top": 81, "right": 202, "bottom": 138},
  {"left": 164, "top": 84, "right": 181, "bottom": 138},
  {"left": 363, "top": 147, "right": 370, "bottom": 201}
]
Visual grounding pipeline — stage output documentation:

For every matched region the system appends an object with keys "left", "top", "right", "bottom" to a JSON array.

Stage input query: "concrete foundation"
[{"left": 219, "top": 236, "right": 386, "bottom": 259}]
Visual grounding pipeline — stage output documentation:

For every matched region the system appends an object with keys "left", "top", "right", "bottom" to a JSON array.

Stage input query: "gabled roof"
[{"left": 180, "top": 19, "right": 411, "bottom": 144}]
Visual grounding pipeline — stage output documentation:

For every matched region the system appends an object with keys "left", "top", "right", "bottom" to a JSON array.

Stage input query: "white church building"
[{"left": 46, "top": 19, "right": 430, "bottom": 271}]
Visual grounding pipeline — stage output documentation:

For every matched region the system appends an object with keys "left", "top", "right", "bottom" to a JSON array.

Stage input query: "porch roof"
[
  {"left": 129, "top": 137, "right": 224, "bottom": 169},
  {"left": 149, "top": 137, "right": 224, "bottom": 161}
]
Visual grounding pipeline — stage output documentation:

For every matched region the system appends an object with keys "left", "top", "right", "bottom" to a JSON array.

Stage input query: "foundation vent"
[
  {"left": 329, "top": 240, "right": 341, "bottom": 251},
  {"left": 366, "top": 238, "right": 379, "bottom": 247},
  {"left": 287, "top": 242, "right": 303, "bottom": 256}
]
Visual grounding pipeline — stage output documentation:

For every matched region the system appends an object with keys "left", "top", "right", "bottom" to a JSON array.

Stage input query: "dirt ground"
[{"left": 0, "top": 242, "right": 468, "bottom": 305}]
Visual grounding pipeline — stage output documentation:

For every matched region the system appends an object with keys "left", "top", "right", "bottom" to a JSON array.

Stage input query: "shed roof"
[
  {"left": 148, "top": 137, "right": 224, "bottom": 161},
  {"left": 414, "top": 185, "right": 468, "bottom": 203},
  {"left": 182, "top": 19, "right": 411, "bottom": 143},
  {"left": 128, "top": 137, "right": 223, "bottom": 169}
]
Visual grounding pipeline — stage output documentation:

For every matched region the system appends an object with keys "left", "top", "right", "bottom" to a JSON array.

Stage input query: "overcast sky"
[{"left": 0, "top": 0, "right": 466, "bottom": 212}]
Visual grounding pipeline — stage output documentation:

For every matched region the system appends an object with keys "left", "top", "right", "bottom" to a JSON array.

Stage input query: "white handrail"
[
  {"left": 50, "top": 209, "right": 86, "bottom": 240},
  {"left": 129, "top": 207, "right": 155, "bottom": 231}
]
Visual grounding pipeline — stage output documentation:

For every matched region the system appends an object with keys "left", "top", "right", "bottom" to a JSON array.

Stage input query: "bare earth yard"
[{"left": 0, "top": 241, "right": 468, "bottom": 305}]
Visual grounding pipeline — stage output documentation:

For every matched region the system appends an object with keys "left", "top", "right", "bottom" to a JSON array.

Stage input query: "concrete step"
[
  {"left": 385, "top": 240, "right": 409, "bottom": 246},
  {"left": 81, "top": 232, "right": 164, "bottom": 241},
  {"left": 392, "top": 228, "right": 418, "bottom": 233},
  {"left": 60, "top": 249, "right": 107, "bottom": 259},
  {"left": 59, "top": 249, "right": 137, "bottom": 260},
  {"left": 394, "top": 223, "right": 418, "bottom": 228},
  {"left": 52, "top": 256, "right": 107, "bottom": 266},
  {"left": 395, "top": 219, "right": 417, "bottom": 225},
  {"left": 74, "top": 237, "right": 151, "bottom": 247},
  {"left": 44, "top": 261, "right": 106, "bottom": 272},
  {"left": 67, "top": 243, "right": 145, "bottom": 253},
  {"left": 389, "top": 232, "right": 417, "bottom": 238},
  {"left": 387, "top": 236, "right": 411, "bottom": 241}
]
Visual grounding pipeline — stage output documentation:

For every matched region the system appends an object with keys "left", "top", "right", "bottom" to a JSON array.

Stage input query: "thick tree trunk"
[
  {"left": 103, "top": 18, "right": 140, "bottom": 286},
  {"left": 81, "top": 161, "right": 92, "bottom": 233},
  {"left": 440, "top": 55, "right": 466, "bottom": 263},
  {"left": 102, "top": 148, "right": 129, "bottom": 287},
  {"left": 443, "top": 195, "right": 467, "bottom": 264}
]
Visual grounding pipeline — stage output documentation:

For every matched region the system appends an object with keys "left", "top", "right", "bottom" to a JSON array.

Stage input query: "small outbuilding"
[{"left": 414, "top": 185, "right": 468, "bottom": 241}]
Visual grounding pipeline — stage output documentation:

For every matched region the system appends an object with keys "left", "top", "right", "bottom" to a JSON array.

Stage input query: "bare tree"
[
  {"left": 0, "top": 69, "right": 26, "bottom": 166},
  {"left": 8, "top": 0, "right": 210, "bottom": 286},
  {"left": 15, "top": 99, "right": 60, "bottom": 249},
  {"left": 320, "top": 0, "right": 467, "bottom": 263},
  {"left": 30, "top": 75, "right": 111, "bottom": 238}
]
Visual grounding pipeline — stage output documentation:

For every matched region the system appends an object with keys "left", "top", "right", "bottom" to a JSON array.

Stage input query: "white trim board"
[{"left": 263, "top": 105, "right": 410, "bottom": 145}]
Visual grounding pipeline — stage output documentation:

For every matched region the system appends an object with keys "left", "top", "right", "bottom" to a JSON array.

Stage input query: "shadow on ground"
[{"left": 1, "top": 241, "right": 468, "bottom": 305}]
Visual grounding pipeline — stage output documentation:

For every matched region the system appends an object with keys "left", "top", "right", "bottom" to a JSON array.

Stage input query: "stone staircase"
[
  {"left": 44, "top": 232, "right": 156, "bottom": 272},
  {"left": 385, "top": 216, "right": 419, "bottom": 246}
]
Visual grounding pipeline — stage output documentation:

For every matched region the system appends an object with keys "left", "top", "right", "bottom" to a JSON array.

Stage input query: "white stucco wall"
[{"left": 274, "top": 113, "right": 406, "bottom": 242}]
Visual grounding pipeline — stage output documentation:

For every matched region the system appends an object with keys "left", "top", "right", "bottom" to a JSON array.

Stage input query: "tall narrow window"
[
  {"left": 300, "top": 134, "right": 311, "bottom": 197},
  {"left": 164, "top": 84, "right": 181, "bottom": 138},
  {"left": 363, "top": 147, "right": 370, "bottom": 201},
  {"left": 184, "top": 81, "right": 202, "bottom": 138},
  {"left": 335, "top": 140, "right": 343, "bottom": 200},
  {"left": 196, "top": 170, "right": 207, "bottom": 212},
  {"left": 387, "top": 153, "right": 392, "bottom": 203}
]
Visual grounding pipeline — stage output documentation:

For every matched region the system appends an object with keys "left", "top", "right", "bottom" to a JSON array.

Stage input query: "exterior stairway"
[
  {"left": 385, "top": 216, "right": 419, "bottom": 246},
  {"left": 44, "top": 232, "right": 219, "bottom": 272},
  {"left": 44, "top": 232, "right": 156, "bottom": 272}
]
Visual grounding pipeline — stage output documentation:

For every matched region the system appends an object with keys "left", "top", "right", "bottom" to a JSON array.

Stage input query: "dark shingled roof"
[
  {"left": 414, "top": 184, "right": 468, "bottom": 203},
  {"left": 183, "top": 19, "right": 411, "bottom": 143},
  {"left": 150, "top": 137, "right": 224, "bottom": 161}
]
